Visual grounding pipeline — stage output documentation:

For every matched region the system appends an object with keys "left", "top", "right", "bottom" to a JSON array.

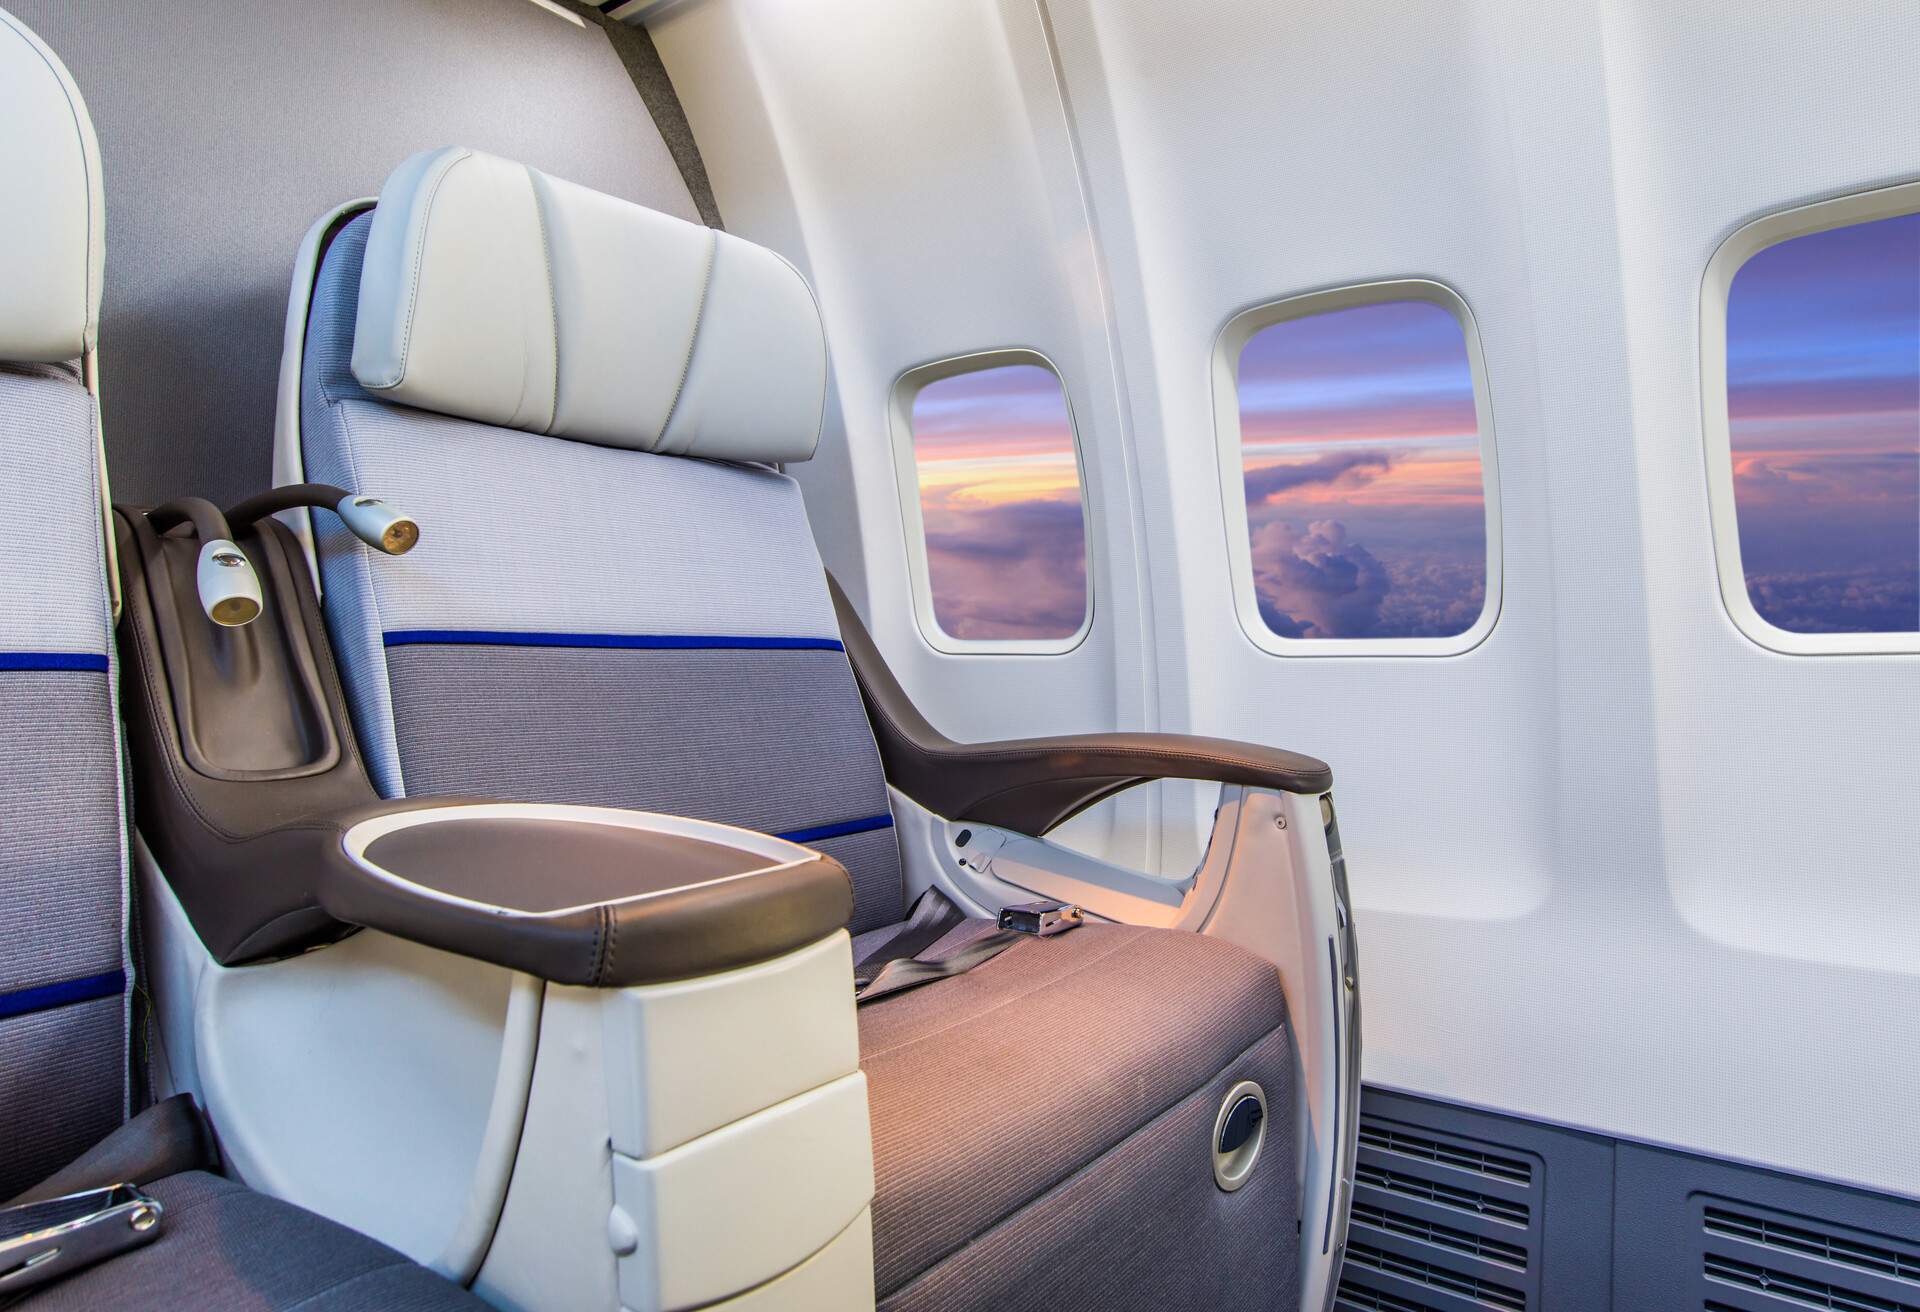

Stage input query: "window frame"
[
  {"left": 888, "top": 347, "right": 1096, "bottom": 655},
  {"left": 1210, "top": 278, "right": 1505, "bottom": 658},
  {"left": 1701, "top": 180, "right": 1920, "bottom": 656}
]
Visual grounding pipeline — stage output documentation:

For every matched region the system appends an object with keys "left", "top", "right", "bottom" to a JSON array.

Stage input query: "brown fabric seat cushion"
[{"left": 858, "top": 921, "right": 1294, "bottom": 1302}]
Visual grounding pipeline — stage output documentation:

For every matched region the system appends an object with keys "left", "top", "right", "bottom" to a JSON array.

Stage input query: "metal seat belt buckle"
[
  {"left": 0, "top": 1184, "right": 164, "bottom": 1295},
  {"left": 997, "top": 900, "right": 1085, "bottom": 937}
]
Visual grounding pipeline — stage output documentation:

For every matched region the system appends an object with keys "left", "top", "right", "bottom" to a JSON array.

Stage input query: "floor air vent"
[
  {"left": 1698, "top": 1197, "right": 1920, "bottom": 1312},
  {"left": 1337, "top": 1114, "right": 1546, "bottom": 1312},
  {"left": 1358, "top": 1123, "right": 1534, "bottom": 1186},
  {"left": 1355, "top": 1161, "right": 1532, "bottom": 1227}
]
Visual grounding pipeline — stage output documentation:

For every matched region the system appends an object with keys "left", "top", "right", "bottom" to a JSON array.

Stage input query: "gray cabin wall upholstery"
[{"left": 4, "top": 0, "right": 701, "bottom": 507}]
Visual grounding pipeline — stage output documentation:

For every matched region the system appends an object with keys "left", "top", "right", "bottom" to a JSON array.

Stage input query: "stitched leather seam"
[
  {"left": 765, "top": 246, "right": 828, "bottom": 455},
  {"left": 603, "top": 904, "right": 620, "bottom": 987},
  {"left": 375, "top": 148, "right": 468, "bottom": 392},
  {"left": 654, "top": 228, "right": 717, "bottom": 451},
  {"left": 589, "top": 904, "right": 609, "bottom": 987},
  {"left": 527, "top": 166, "right": 561, "bottom": 433}
]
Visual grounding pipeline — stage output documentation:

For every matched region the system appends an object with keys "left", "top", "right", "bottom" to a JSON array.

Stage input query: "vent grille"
[
  {"left": 1698, "top": 1197, "right": 1920, "bottom": 1312},
  {"left": 1352, "top": 1203, "right": 1529, "bottom": 1269},
  {"left": 1705, "top": 1255, "right": 1920, "bottom": 1312},
  {"left": 1356, "top": 1160, "right": 1531, "bottom": 1226},
  {"left": 1337, "top": 1283, "right": 1442, "bottom": 1312},
  {"left": 1339, "top": 1111, "right": 1544, "bottom": 1311},
  {"left": 1358, "top": 1123, "right": 1534, "bottom": 1185},
  {"left": 1347, "top": 1242, "right": 1527, "bottom": 1311},
  {"left": 1707, "top": 1208, "right": 1920, "bottom": 1285}
]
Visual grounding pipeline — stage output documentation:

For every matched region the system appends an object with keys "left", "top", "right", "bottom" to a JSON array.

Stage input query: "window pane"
[
  {"left": 909, "top": 363, "right": 1089, "bottom": 641},
  {"left": 1725, "top": 212, "right": 1920, "bottom": 634},
  {"left": 1238, "top": 300, "right": 1488, "bottom": 640}
]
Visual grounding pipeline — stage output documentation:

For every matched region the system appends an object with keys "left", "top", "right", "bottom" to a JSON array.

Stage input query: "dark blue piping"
[
  {"left": 777, "top": 814, "right": 896, "bottom": 844},
  {"left": 383, "top": 630, "right": 844, "bottom": 653},
  {"left": 0, "top": 970, "right": 126, "bottom": 1022},
  {"left": 0, "top": 652, "right": 108, "bottom": 673}
]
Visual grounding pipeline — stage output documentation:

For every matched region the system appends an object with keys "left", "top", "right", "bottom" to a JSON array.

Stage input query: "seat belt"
[{"left": 853, "top": 888, "right": 1083, "bottom": 1005}]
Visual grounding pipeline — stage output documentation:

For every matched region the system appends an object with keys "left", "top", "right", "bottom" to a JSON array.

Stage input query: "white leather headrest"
[
  {"left": 0, "top": 10, "right": 104, "bottom": 363},
  {"left": 351, "top": 147, "right": 827, "bottom": 463}
]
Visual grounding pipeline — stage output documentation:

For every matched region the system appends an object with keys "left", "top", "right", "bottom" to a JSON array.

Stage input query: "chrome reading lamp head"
[
  {"left": 194, "top": 538, "right": 264, "bottom": 627},
  {"left": 334, "top": 493, "right": 420, "bottom": 556},
  {"left": 150, "top": 497, "right": 266, "bottom": 628}
]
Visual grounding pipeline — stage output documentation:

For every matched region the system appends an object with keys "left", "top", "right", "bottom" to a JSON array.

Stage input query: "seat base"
[
  {"left": 859, "top": 921, "right": 1298, "bottom": 1309},
  {"left": 13, "top": 1171, "right": 486, "bottom": 1312}
]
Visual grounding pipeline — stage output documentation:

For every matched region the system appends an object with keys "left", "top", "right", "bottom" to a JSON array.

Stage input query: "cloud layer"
[
  {"left": 1726, "top": 210, "right": 1919, "bottom": 634},
  {"left": 921, "top": 488, "right": 1088, "bottom": 640},
  {"left": 1249, "top": 517, "right": 1486, "bottom": 640}
]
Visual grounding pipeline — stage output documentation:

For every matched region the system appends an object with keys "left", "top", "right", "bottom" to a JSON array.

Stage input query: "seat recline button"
[
  {"left": 1212, "top": 1080, "right": 1267, "bottom": 1192},
  {"left": 1218, "top": 1094, "right": 1264, "bottom": 1154}
]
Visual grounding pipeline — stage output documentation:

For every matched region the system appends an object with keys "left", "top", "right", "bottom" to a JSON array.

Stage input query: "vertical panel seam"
[{"left": 654, "top": 227, "right": 718, "bottom": 451}]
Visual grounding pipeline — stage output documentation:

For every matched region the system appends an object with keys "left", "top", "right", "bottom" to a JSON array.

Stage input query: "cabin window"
[
  {"left": 1214, "top": 282, "right": 1501, "bottom": 656},
  {"left": 1705, "top": 192, "right": 1920, "bottom": 653},
  {"left": 892, "top": 353, "right": 1091, "bottom": 652}
]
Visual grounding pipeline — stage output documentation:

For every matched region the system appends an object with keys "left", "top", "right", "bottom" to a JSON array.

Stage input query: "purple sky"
[
  {"left": 1726, "top": 211, "right": 1920, "bottom": 634},
  {"left": 910, "top": 364, "right": 1088, "bottom": 640},
  {"left": 1239, "top": 299, "right": 1488, "bottom": 640}
]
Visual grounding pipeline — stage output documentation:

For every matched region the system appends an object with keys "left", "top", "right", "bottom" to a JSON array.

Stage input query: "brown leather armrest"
[
  {"left": 828, "top": 576, "right": 1333, "bottom": 835},
  {"left": 307, "top": 799, "right": 852, "bottom": 987}
]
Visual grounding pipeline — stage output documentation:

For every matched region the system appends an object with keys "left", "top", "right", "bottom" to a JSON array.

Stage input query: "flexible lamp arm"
[{"left": 227, "top": 483, "right": 420, "bottom": 557}]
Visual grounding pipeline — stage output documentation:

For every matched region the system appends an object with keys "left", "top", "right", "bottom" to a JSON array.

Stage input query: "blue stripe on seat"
[
  {"left": 0, "top": 970, "right": 126, "bottom": 1022},
  {"left": 384, "top": 630, "right": 844, "bottom": 653},
  {"left": 0, "top": 652, "right": 108, "bottom": 673},
  {"left": 778, "top": 814, "right": 896, "bottom": 845}
]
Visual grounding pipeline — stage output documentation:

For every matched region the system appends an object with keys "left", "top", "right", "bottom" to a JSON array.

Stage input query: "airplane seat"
[
  {"left": 0, "top": 11, "right": 491, "bottom": 1307},
  {"left": 0, "top": 5, "right": 122, "bottom": 1202},
  {"left": 283, "top": 146, "right": 1306, "bottom": 1310}
]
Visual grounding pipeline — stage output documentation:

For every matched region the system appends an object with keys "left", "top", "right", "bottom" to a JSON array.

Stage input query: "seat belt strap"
[
  {"left": 852, "top": 889, "right": 1083, "bottom": 1006},
  {"left": 853, "top": 887, "right": 966, "bottom": 987},
  {"left": 855, "top": 926, "right": 1025, "bottom": 1005}
]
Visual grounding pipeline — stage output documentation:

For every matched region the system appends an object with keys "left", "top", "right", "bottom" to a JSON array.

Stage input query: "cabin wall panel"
[
  {"left": 7, "top": 0, "right": 698, "bottom": 508},
  {"left": 655, "top": 0, "right": 1920, "bottom": 1203},
  {"left": 1036, "top": 0, "right": 1920, "bottom": 1202},
  {"left": 652, "top": 0, "right": 1164, "bottom": 869}
]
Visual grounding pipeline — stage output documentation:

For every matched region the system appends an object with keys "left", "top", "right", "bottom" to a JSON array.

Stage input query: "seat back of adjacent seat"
[
  {"left": 288, "top": 148, "right": 906, "bottom": 933},
  {"left": 0, "top": 8, "right": 130, "bottom": 1199}
]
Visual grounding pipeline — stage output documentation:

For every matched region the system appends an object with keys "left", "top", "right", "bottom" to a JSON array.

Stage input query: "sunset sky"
[
  {"left": 1238, "top": 299, "right": 1488, "bottom": 640},
  {"left": 902, "top": 235, "right": 1917, "bottom": 648},
  {"left": 1726, "top": 210, "right": 1920, "bottom": 634},
  {"left": 910, "top": 364, "right": 1088, "bottom": 640}
]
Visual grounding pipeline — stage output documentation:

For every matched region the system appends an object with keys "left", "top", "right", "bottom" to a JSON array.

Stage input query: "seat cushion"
[
  {"left": 858, "top": 921, "right": 1296, "bottom": 1306},
  {"left": 15, "top": 1171, "right": 488, "bottom": 1311}
]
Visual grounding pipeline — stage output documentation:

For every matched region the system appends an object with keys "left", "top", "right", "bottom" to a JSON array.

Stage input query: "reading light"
[
  {"left": 148, "top": 497, "right": 264, "bottom": 627},
  {"left": 335, "top": 494, "right": 420, "bottom": 556},
  {"left": 227, "top": 483, "right": 422, "bottom": 556}
]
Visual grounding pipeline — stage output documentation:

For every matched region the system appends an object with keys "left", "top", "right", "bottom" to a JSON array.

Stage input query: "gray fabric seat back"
[
  {"left": 294, "top": 151, "right": 904, "bottom": 932},
  {"left": 0, "top": 7, "right": 129, "bottom": 1199}
]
